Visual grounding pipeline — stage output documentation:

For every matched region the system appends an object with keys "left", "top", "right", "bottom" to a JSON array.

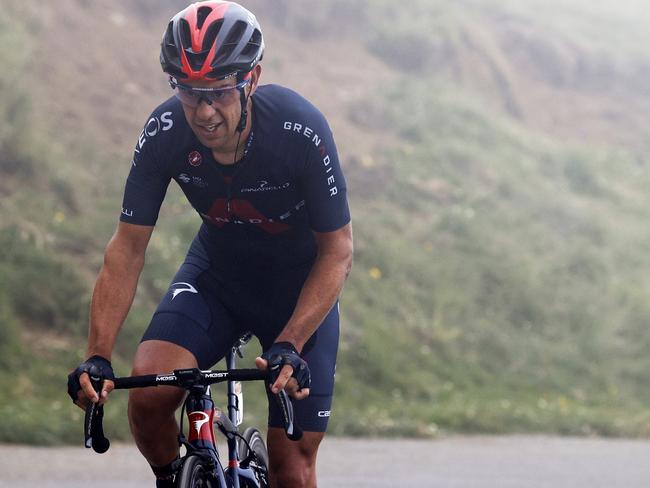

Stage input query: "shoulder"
[
  {"left": 253, "top": 85, "right": 334, "bottom": 149},
  {"left": 134, "top": 97, "right": 191, "bottom": 163},
  {"left": 254, "top": 85, "right": 330, "bottom": 129},
  {"left": 140, "top": 96, "right": 187, "bottom": 139}
]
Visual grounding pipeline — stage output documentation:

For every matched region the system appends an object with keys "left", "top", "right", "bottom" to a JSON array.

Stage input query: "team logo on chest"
[
  {"left": 201, "top": 199, "right": 306, "bottom": 234},
  {"left": 188, "top": 151, "right": 202, "bottom": 167}
]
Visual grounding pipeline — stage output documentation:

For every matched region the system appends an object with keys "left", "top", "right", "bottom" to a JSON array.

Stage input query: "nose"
[{"left": 195, "top": 98, "right": 218, "bottom": 120}]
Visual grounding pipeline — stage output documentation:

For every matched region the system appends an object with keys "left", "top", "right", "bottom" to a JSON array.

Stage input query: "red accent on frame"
[{"left": 188, "top": 409, "right": 216, "bottom": 444}]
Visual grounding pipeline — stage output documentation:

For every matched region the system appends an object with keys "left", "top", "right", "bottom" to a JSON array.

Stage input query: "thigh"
[
  {"left": 129, "top": 340, "right": 198, "bottom": 413},
  {"left": 266, "top": 303, "right": 340, "bottom": 433},
  {"left": 141, "top": 260, "right": 244, "bottom": 369}
]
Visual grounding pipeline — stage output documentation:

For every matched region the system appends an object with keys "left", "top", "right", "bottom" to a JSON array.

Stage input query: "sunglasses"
[{"left": 169, "top": 77, "right": 250, "bottom": 108}]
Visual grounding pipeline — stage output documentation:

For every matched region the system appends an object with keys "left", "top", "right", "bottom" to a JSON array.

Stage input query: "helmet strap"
[{"left": 236, "top": 87, "right": 249, "bottom": 133}]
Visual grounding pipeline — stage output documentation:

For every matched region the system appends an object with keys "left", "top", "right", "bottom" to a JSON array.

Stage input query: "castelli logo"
[{"left": 188, "top": 151, "right": 202, "bottom": 167}]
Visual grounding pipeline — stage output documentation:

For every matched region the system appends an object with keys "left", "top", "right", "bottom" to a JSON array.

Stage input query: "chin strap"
[{"left": 237, "top": 87, "right": 248, "bottom": 132}]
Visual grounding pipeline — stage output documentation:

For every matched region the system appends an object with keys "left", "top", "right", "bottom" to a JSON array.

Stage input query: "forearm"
[
  {"left": 276, "top": 251, "right": 352, "bottom": 352},
  {"left": 86, "top": 239, "right": 145, "bottom": 359}
]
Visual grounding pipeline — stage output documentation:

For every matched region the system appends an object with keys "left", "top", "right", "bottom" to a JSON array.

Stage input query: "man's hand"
[
  {"left": 256, "top": 342, "right": 311, "bottom": 400},
  {"left": 67, "top": 356, "right": 115, "bottom": 409}
]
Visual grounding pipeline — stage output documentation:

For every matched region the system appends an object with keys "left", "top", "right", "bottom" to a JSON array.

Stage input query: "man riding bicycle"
[{"left": 67, "top": 2, "right": 353, "bottom": 486}]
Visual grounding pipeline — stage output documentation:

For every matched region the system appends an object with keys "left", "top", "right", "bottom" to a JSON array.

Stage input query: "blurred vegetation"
[
  {"left": 334, "top": 84, "right": 650, "bottom": 436},
  {"left": 2, "top": 0, "right": 650, "bottom": 445}
]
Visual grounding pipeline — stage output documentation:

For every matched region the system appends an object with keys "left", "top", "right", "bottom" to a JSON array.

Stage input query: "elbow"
[
  {"left": 343, "top": 234, "right": 354, "bottom": 280},
  {"left": 315, "top": 223, "right": 354, "bottom": 280},
  {"left": 103, "top": 235, "right": 146, "bottom": 274}
]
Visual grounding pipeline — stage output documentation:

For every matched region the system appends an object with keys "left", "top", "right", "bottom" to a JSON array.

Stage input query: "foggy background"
[{"left": 2, "top": 0, "right": 650, "bottom": 449}]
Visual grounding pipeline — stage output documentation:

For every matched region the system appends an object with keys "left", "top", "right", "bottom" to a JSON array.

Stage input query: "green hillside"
[{"left": 2, "top": 0, "right": 650, "bottom": 444}]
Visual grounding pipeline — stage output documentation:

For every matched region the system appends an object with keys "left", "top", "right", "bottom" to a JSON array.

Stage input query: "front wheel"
[
  {"left": 176, "top": 454, "right": 216, "bottom": 488},
  {"left": 238, "top": 427, "right": 269, "bottom": 488}
]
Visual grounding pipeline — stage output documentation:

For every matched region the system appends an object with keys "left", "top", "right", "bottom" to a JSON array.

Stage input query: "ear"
[{"left": 248, "top": 64, "right": 262, "bottom": 96}]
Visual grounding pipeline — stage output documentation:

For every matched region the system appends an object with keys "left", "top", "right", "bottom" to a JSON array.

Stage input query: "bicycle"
[{"left": 83, "top": 332, "right": 302, "bottom": 487}]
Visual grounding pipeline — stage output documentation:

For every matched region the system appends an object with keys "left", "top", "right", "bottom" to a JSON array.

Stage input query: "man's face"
[{"left": 177, "top": 76, "right": 247, "bottom": 150}]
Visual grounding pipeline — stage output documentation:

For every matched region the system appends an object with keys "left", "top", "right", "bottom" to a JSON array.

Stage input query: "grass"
[{"left": 3, "top": 0, "right": 650, "bottom": 444}]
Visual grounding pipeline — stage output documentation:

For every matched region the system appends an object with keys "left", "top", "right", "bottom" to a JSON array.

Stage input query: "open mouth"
[{"left": 197, "top": 122, "right": 222, "bottom": 135}]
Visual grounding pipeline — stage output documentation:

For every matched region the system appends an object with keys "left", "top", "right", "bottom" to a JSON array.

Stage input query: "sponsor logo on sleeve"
[
  {"left": 133, "top": 111, "right": 174, "bottom": 164},
  {"left": 283, "top": 121, "right": 339, "bottom": 197}
]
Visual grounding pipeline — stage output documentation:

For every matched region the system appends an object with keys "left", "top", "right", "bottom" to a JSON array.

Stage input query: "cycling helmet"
[{"left": 160, "top": 1, "right": 264, "bottom": 82}]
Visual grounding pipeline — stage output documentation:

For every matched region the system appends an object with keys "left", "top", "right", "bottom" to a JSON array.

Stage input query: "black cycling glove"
[
  {"left": 261, "top": 342, "right": 311, "bottom": 391},
  {"left": 67, "top": 355, "right": 115, "bottom": 403}
]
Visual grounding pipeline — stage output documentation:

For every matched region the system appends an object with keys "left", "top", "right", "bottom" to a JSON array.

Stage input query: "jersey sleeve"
[
  {"left": 119, "top": 125, "right": 171, "bottom": 226},
  {"left": 300, "top": 117, "right": 351, "bottom": 232}
]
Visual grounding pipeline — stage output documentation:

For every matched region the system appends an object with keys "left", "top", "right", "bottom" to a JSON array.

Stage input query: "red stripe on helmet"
[
  {"left": 180, "top": 41, "right": 219, "bottom": 81},
  {"left": 182, "top": 4, "right": 201, "bottom": 52},
  {"left": 179, "top": 1, "right": 231, "bottom": 80},
  {"left": 194, "top": 3, "right": 230, "bottom": 53}
]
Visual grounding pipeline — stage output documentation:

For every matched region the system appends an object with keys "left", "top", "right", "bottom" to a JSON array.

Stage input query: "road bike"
[{"left": 83, "top": 332, "right": 301, "bottom": 487}]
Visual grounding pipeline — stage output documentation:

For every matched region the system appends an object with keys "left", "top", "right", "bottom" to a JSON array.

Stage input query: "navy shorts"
[{"left": 141, "top": 248, "right": 339, "bottom": 433}]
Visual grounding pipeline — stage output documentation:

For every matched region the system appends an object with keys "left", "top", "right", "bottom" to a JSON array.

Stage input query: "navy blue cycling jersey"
[{"left": 120, "top": 84, "right": 350, "bottom": 273}]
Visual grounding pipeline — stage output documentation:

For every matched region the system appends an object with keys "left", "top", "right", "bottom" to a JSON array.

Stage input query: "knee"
[
  {"left": 128, "top": 340, "right": 197, "bottom": 425},
  {"left": 127, "top": 367, "right": 186, "bottom": 423},
  {"left": 270, "top": 456, "right": 314, "bottom": 488},
  {"left": 268, "top": 429, "right": 322, "bottom": 488},
  {"left": 271, "top": 468, "right": 310, "bottom": 488}
]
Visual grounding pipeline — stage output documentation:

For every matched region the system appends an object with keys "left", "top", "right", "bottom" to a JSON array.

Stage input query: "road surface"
[{"left": 1, "top": 436, "right": 649, "bottom": 487}]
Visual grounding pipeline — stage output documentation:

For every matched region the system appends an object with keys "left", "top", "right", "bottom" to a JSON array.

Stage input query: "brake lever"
[
  {"left": 84, "top": 375, "right": 110, "bottom": 454},
  {"left": 275, "top": 390, "right": 303, "bottom": 441}
]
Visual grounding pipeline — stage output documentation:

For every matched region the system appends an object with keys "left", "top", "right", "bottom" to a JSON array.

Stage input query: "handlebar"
[
  {"left": 113, "top": 367, "right": 266, "bottom": 389},
  {"left": 84, "top": 368, "right": 302, "bottom": 453}
]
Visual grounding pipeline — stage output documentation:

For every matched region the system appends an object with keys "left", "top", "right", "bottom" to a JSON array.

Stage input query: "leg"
[
  {"left": 128, "top": 340, "right": 198, "bottom": 466},
  {"left": 130, "top": 259, "right": 242, "bottom": 470},
  {"left": 263, "top": 304, "right": 340, "bottom": 488},
  {"left": 267, "top": 428, "right": 324, "bottom": 488}
]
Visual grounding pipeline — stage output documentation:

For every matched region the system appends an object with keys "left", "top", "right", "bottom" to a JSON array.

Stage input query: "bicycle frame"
[
  {"left": 83, "top": 334, "right": 299, "bottom": 486},
  {"left": 179, "top": 338, "right": 260, "bottom": 487}
]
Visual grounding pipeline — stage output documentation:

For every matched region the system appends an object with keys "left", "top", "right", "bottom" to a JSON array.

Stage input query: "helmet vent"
[
  {"left": 196, "top": 6, "right": 213, "bottom": 30},
  {"left": 179, "top": 19, "right": 193, "bottom": 52},
  {"left": 162, "top": 22, "right": 178, "bottom": 58},
  {"left": 202, "top": 19, "right": 224, "bottom": 52},
  {"left": 219, "top": 20, "right": 248, "bottom": 59},
  {"left": 179, "top": 17, "right": 207, "bottom": 70},
  {"left": 241, "top": 29, "right": 263, "bottom": 57}
]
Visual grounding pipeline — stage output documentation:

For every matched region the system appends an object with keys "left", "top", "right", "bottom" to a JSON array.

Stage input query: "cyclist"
[{"left": 67, "top": 1, "right": 353, "bottom": 487}]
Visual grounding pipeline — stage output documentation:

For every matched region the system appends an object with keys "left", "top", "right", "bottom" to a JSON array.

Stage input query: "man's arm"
[
  {"left": 276, "top": 222, "right": 353, "bottom": 350},
  {"left": 77, "top": 222, "right": 154, "bottom": 405},
  {"left": 257, "top": 222, "right": 353, "bottom": 397}
]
